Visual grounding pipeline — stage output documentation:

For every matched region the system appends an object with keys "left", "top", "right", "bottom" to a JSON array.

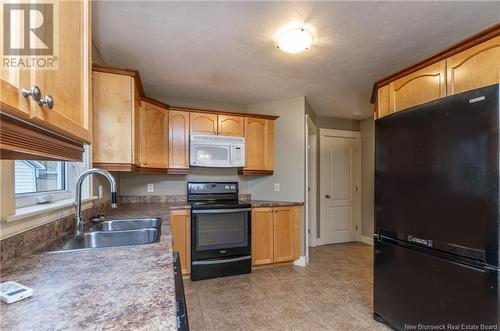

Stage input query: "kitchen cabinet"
[
  {"left": 376, "top": 85, "right": 390, "bottom": 119},
  {"left": 251, "top": 205, "right": 300, "bottom": 266},
  {"left": 447, "top": 35, "right": 500, "bottom": 96},
  {"left": 0, "top": 0, "right": 91, "bottom": 161},
  {"left": 140, "top": 101, "right": 168, "bottom": 169},
  {"left": 373, "top": 26, "right": 500, "bottom": 118},
  {"left": 169, "top": 109, "right": 190, "bottom": 173},
  {"left": 388, "top": 60, "right": 446, "bottom": 114},
  {"left": 218, "top": 115, "right": 244, "bottom": 137},
  {"left": 252, "top": 207, "right": 274, "bottom": 266},
  {"left": 273, "top": 206, "right": 300, "bottom": 263},
  {"left": 170, "top": 209, "right": 191, "bottom": 275},
  {"left": 241, "top": 117, "right": 274, "bottom": 175},
  {"left": 92, "top": 70, "right": 141, "bottom": 171},
  {"left": 31, "top": 0, "right": 91, "bottom": 144},
  {"left": 190, "top": 112, "right": 217, "bottom": 135}
]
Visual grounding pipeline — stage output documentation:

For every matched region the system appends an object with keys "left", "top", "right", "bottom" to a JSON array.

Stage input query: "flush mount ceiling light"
[{"left": 277, "top": 27, "right": 313, "bottom": 54}]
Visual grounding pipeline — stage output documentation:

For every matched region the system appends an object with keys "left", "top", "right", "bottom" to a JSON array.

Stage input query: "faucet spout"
[{"left": 75, "top": 168, "right": 117, "bottom": 236}]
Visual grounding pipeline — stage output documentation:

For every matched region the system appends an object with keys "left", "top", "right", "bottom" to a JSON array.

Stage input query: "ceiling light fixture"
[{"left": 277, "top": 27, "right": 313, "bottom": 54}]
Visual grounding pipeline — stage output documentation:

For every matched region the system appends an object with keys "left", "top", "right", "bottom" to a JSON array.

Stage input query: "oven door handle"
[
  {"left": 192, "top": 208, "right": 252, "bottom": 214},
  {"left": 192, "top": 255, "right": 251, "bottom": 265}
]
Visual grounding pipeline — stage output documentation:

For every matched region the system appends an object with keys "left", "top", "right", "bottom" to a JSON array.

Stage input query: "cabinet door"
[
  {"left": 132, "top": 84, "right": 142, "bottom": 166},
  {"left": 92, "top": 72, "right": 133, "bottom": 164},
  {"left": 141, "top": 102, "right": 168, "bottom": 168},
  {"left": 376, "top": 85, "right": 390, "bottom": 119},
  {"left": 31, "top": 0, "right": 91, "bottom": 143},
  {"left": 171, "top": 209, "right": 191, "bottom": 275},
  {"left": 273, "top": 206, "right": 300, "bottom": 263},
  {"left": 389, "top": 60, "right": 446, "bottom": 113},
  {"left": 252, "top": 208, "right": 274, "bottom": 266},
  {"left": 218, "top": 115, "right": 244, "bottom": 137},
  {"left": 190, "top": 112, "right": 217, "bottom": 135},
  {"left": 447, "top": 36, "right": 500, "bottom": 95},
  {"left": 244, "top": 118, "right": 274, "bottom": 171},
  {"left": 169, "top": 109, "right": 190, "bottom": 169}
]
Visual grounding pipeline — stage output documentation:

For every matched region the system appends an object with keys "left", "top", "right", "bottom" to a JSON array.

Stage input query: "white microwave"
[{"left": 190, "top": 134, "right": 245, "bottom": 168}]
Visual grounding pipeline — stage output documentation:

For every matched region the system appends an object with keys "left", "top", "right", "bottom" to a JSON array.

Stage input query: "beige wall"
[
  {"left": 119, "top": 168, "right": 247, "bottom": 196},
  {"left": 151, "top": 95, "right": 247, "bottom": 113},
  {"left": 360, "top": 117, "right": 375, "bottom": 238},
  {"left": 317, "top": 116, "right": 360, "bottom": 131}
]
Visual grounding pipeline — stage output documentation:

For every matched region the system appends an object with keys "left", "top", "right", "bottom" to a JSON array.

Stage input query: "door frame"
[
  {"left": 306, "top": 117, "right": 319, "bottom": 248},
  {"left": 318, "top": 128, "right": 361, "bottom": 246}
]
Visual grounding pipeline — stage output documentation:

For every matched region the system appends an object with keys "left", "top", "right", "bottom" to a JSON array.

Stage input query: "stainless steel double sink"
[{"left": 54, "top": 218, "right": 161, "bottom": 251}]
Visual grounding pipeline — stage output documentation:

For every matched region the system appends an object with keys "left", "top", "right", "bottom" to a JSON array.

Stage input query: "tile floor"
[{"left": 184, "top": 242, "right": 392, "bottom": 331}]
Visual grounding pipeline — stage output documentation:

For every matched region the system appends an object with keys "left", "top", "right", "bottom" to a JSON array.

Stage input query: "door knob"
[
  {"left": 325, "top": 194, "right": 331, "bottom": 199},
  {"left": 21, "top": 86, "right": 42, "bottom": 103}
]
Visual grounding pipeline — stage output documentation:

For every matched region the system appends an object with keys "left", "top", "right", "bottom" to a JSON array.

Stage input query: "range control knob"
[{"left": 225, "top": 185, "right": 229, "bottom": 189}]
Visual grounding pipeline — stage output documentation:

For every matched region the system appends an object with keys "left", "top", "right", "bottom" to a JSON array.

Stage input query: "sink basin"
[
  {"left": 90, "top": 218, "right": 160, "bottom": 231},
  {"left": 57, "top": 228, "right": 160, "bottom": 251}
]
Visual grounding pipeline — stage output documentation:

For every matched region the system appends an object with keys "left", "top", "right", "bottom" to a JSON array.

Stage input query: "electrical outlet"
[
  {"left": 274, "top": 183, "right": 280, "bottom": 192},
  {"left": 147, "top": 183, "right": 154, "bottom": 193},
  {"left": 98, "top": 185, "right": 103, "bottom": 199}
]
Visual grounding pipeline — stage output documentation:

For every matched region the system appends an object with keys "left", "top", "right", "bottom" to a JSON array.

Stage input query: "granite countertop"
[
  {"left": 0, "top": 202, "right": 190, "bottom": 331},
  {"left": 250, "top": 200, "right": 304, "bottom": 207}
]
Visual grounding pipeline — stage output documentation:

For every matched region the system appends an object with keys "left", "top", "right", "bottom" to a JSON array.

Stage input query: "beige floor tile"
[{"left": 185, "top": 243, "right": 393, "bottom": 331}]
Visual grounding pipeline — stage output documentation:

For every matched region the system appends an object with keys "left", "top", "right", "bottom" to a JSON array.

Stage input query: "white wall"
[{"left": 360, "top": 117, "right": 375, "bottom": 238}]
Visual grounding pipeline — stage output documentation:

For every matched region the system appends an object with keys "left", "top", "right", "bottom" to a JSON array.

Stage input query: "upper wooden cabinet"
[
  {"left": 389, "top": 60, "right": 446, "bottom": 114},
  {"left": 190, "top": 112, "right": 217, "bottom": 135},
  {"left": 92, "top": 71, "right": 141, "bottom": 170},
  {"left": 169, "top": 109, "right": 190, "bottom": 172},
  {"left": 373, "top": 25, "right": 500, "bottom": 119},
  {"left": 31, "top": 0, "right": 91, "bottom": 144},
  {"left": 141, "top": 101, "right": 168, "bottom": 169},
  {"left": 0, "top": 0, "right": 91, "bottom": 161},
  {"left": 242, "top": 117, "right": 274, "bottom": 175},
  {"left": 218, "top": 115, "right": 244, "bottom": 137},
  {"left": 447, "top": 35, "right": 500, "bottom": 96}
]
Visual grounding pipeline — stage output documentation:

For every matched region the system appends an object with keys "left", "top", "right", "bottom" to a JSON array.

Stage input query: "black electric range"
[{"left": 187, "top": 182, "right": 252, "bottom": 281}]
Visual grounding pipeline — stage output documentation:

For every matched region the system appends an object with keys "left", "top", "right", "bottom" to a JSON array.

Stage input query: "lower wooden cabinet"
[
  {"left": 170, "top": 209, "right": 191, "bottom": 275},
  {"left": 252, "top": 206, "right": 300, "bottom": 266}
]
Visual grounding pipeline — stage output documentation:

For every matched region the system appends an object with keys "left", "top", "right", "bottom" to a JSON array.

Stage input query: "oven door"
[{"left": 191, "top": 208, "right": 251, "bottom": 260}]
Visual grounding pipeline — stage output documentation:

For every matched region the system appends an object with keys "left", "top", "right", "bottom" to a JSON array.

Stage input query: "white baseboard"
[
  {"left": 360, "top": 235, "right": 374, "bottom": 245},
  {"left": 293, "top": 256, "right": 308, "bottom": 267}
]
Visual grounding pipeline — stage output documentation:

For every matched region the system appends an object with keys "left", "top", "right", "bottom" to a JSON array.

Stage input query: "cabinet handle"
[
  {"left": 325, "top": 194, "right": 331, "bottom": 199},
  {"left": 143, "top": 161, "right": 147, "bottom": 165},
  {"left": 21, "top": 86, "right": 41, "bottom": 103},
  {"left": 39, "top": 95, "right": 54, "bottom": 109}
]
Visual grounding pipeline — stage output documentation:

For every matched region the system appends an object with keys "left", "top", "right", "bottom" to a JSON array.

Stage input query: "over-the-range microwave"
[{"left": 190, "top": 134, "right": 245, "bottom": 167}]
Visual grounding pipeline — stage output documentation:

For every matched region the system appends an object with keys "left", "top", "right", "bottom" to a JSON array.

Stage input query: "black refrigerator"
[{"left": 374, "top": 84, "right": 500, "bottom": 330}]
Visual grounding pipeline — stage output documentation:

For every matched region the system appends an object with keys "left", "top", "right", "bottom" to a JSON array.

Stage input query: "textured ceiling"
[{"left": 93, "top": 1, "right": 500, "bottom": 119}]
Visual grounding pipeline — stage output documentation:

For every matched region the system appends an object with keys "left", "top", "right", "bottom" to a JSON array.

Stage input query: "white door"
[{"left": 321, "top": 136, "right": 360, "bottom": 244}]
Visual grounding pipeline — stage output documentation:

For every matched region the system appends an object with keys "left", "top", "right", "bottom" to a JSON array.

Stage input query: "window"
[
  {"left": 14, "top": 146, "right": 91, "bottom": 208},
  {"left": 15, "top": 161, "right": 66, "bottom": 194}
]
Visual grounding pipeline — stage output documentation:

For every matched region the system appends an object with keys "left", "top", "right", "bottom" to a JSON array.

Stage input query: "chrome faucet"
[{"left": 74, "top": 168, "right": 117, "bottom": 236}]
